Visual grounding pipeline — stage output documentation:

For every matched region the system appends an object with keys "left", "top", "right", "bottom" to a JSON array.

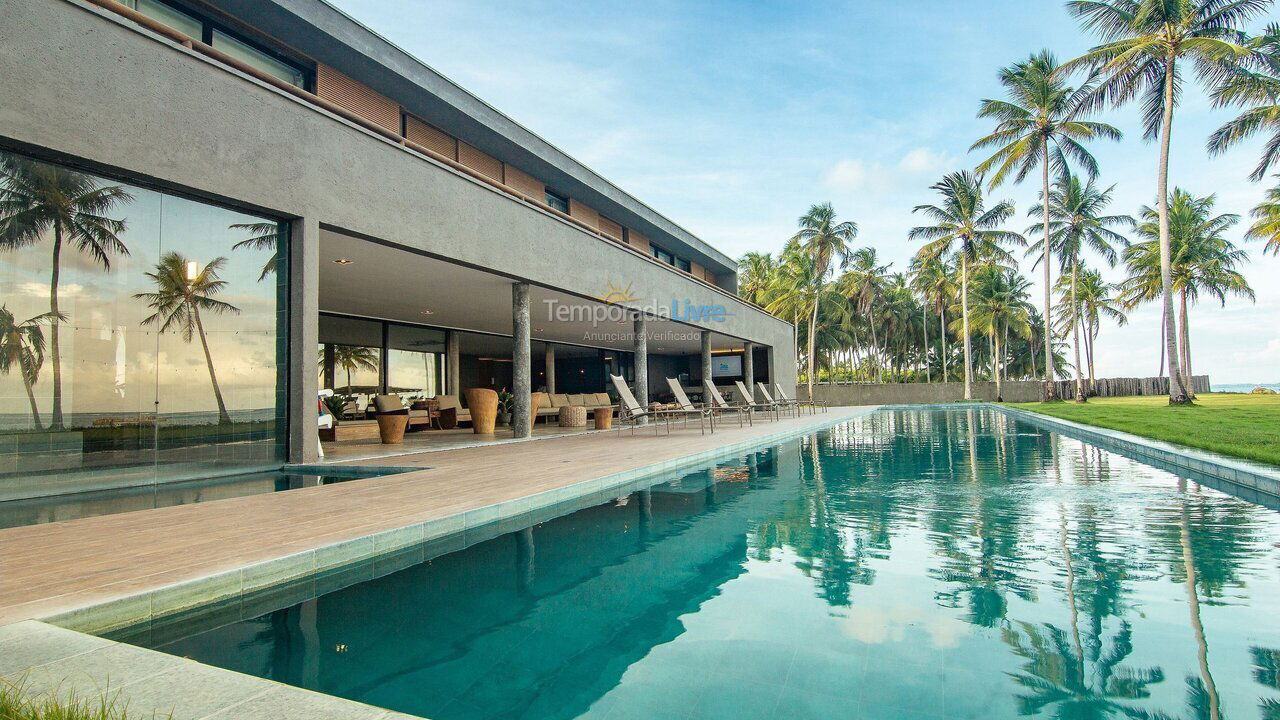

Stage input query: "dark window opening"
[{"left": 545, "top": 189, "right": 570, "bottom": 214}]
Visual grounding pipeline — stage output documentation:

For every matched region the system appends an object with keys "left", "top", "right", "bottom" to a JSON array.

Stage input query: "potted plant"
[
  {"left": 496, "top": 388, "right": 513, "bottom": 426},
  {"left": 322, "top": 394, "right": 348, "bottom": 424}
]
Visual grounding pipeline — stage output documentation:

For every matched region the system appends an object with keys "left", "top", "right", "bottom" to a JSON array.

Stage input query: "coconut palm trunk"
[
  {"left": 807, "top": 299, "right": 819, "bottom": 398},
  {"left": 1086, "top": 315, "right": 1097, "bottom": 396},
  {"left": 49, "top": 223, "right": 65, "bottom": 430},
  {"left": 960, "top": 254, "right": 973, "bottom": 400},
  {"left": 193, "top": 308, "right": 232, "bottom": 425},
  {"left": 1071, "top": 261, "right": 1086, "bottom": 402},
  {"left": 1157, "top": 61, "right": 1190, "bottom": 404},
  {"left": 1179, "top": 288, "right": 1194, "bottom": 398},
  {"left": 23, "top": 371, "right": 43, "bottom": 430},
  {"left": 923, "top": 311, "right": 931, "bottom": 383},
  {"left": 939, "top": 306, "right": 948, "bottom": 383},
  {"left": 993, "top": 330, "right": 1003, "bottom": 401},
  {"left": 1041, "top": 146, "right": 1056, "bottom": 401}
]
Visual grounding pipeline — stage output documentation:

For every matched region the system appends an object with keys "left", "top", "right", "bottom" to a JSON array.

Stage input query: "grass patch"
[
  {"left": 1008, "top": 392, "right": 1280, "bottom": 467},
  {"left": 0, "top": 680, "right": 166, "bottom": 720}
]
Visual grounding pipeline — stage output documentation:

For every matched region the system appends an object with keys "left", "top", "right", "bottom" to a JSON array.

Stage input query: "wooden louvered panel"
[
  {"left": 458, "top": 142, "right": 503, "bottom": 182},
  {"left": 598, "top": 216, "right": 623, "bottom": 241},
  {"left": 628, "top": 229, "right": 651, "bottom": 254},
  {"left": 703, "top": 268, "right": 717, "bottom": 285},
  {"left": 568, "top": 199, "right": 599, "bottom": 229},
  {"left": 503, "top": 165, "right": 544, "bottom": 200},
  {"left": 404, "top": 114, "right": 457, "bottom": 160},
  {"left": 315, "top": 64, "right": 400, "bottom": 133},
  {"left": 689, "top": 260, "right": 706, "bottom": 279}
]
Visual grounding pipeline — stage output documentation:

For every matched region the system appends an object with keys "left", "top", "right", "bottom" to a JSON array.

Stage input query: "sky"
[{"left": 331, "top": 0, "right": 1279, "bottom": 385}]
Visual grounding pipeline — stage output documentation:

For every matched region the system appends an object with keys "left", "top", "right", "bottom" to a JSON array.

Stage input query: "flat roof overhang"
[{"left": 319, "top": 229, "right": 755, "bottom": 356}]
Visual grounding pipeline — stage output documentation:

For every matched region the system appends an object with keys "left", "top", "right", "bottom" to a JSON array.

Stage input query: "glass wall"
[
  {"left": 0, "top": 149, "right": 287, "bottom": 499},
  {"left": 388, "top": 324, "right": 444, "bottom": 400}
]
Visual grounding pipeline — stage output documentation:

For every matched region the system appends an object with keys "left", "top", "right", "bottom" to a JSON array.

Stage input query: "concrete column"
[
  {"left": 512, "top": 282, "right": 532, "bottom": 439},
  {"left": 700, "top": 331, "right": 713, "bottom": 391},
  {"left": 633, "top": 313, "right": 648, "bottom": 415},
  {"left": 544, "top": 343, "right": 556, "bottom": 394},
  {"left": 445, "top": 329, "right": 460, "bottom": 396},
  {"left": 743, "top": 341, "right": 755, "bottom": 401},
  {"left": 287, "top": 216, "right": 319, "bottom": 464},
  {"left": 767, "top": 346, "right": 778, "bottom": 394}
]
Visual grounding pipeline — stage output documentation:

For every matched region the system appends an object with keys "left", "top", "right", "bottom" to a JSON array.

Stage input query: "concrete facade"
[{"left": 0, "top": 0, "right": 797, "bottom": 459}]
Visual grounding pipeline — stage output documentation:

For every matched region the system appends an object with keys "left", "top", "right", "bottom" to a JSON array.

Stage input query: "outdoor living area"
[{"left": 316, "top": 230, "right": 774, "bottom": 460}]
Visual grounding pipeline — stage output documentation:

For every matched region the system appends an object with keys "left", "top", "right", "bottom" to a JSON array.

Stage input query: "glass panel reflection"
[{"left": 0, "top": 149, "right": 286, "bottom": 499}]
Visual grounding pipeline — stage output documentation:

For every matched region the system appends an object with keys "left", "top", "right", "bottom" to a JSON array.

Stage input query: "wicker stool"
[{"left": 558, "top": 405, "right": 587, "bottom": 428}]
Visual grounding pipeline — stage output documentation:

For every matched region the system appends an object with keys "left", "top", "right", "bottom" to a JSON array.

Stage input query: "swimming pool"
[
  {"left": 0, "top": 465, "right": 416, "bottom": 529},
  {"left": 114, "top": 408, "right": 1280, "bottom": 719}
]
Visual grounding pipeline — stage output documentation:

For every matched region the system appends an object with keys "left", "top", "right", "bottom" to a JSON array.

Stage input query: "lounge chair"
[
  {"left": 703, "top": 380, "right": 754, "bottom": 426},
  {"left": 756, "top": 383, "right": 800, "bottom": 418},
  {"left": 774, "top": 383, "right": 827, "bottom": 413},
  {"left": 664, "top": 378, "right": 722, "bottom": 430},
  {"left": 610, "top": 374, "right": 708, "bottom": 434},
  {"left": 734, "top": 380, "right": 781, "bottom": 420}
]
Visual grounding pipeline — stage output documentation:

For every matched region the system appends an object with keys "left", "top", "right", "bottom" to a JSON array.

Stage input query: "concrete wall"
[
  {"left": 0, "top": 0, "right": 798, "bottom": 453},
  {"left": 808, "top": 375, "right": 1212, "bottom": 406}
]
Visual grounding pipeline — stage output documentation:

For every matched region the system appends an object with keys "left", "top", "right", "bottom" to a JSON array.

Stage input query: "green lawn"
[{"left": 1008, "top": 392, "right": 1280, "bottom": 467}]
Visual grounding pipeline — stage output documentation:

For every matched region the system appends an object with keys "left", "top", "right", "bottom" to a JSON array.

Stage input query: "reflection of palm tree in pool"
[
  {"left": 230, "top": 221, "right": 281, "bottom": 281},
  {"left": 0, "top": 153, "right": 133, "bottom": 429},
  {"left": 1251, "top": 647, "right": 1280, "bottom": 719},
  {"left": 1178, "top": 481, "right": 1220, "bottom": 720},
  {"left": 135, "top": 253, "right": 240, "bottom": 425},
  {"left": 330, "top": 345, "right": 379, "bottom": 395},
  {"left": 1003, "top": 620, "right": 1166, "bottom": 718},
  {"left": 0, "top": 306, "right": 59, "bottom": 431}
]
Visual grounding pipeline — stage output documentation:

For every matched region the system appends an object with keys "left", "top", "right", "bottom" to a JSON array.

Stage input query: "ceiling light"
[
  {"left": 420, "top": 310, "right": 434, "bottom": 316},
  {"left": 333, "top": 258, "right": 353, "bottom": 265}
]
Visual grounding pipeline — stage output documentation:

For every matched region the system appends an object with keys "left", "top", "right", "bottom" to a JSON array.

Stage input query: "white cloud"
[
  {"left": 19, "top": 282, "right": 83, "bottom": 298},
  {"left": 823, "top": 159, "right": 870, "bottom": 191},
  {"left": 1231, "top": 337, "right": 1280, "bottom": 365},
  {"left": 898, "top": 147, "right": 950, "bottom": 174}
]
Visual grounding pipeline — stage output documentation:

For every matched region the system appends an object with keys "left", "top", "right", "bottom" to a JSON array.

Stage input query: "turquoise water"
[{"left": 121, "top": 409, "right": 1280, "bottom": 719}]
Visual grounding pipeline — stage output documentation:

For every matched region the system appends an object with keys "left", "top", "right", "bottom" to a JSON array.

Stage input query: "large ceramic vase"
[{"left": 464, "top": 388, "right": 499, "bottom": 434}]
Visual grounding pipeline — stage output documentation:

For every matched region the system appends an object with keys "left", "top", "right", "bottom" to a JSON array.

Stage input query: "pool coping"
[
  {"left": 899, "top": 402, "right": 1280, "bottom": 500},
  {"left": 10, "top": 407, "right": 869, "bottom": 720}
]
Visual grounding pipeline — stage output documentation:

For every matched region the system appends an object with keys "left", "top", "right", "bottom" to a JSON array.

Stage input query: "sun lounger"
[
  {"left": 734, "top": 380, "right": 781, "bottom": 420},
  {"left": 703, "top": 380, "right": 755, "bottom": 426},
  {"left": 610, "top": 374, "right": 709, "bottom": 434}
]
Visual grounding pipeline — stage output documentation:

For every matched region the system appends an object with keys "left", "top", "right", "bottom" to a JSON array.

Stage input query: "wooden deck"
[{"left": 0, "top": 408, "right": 868, "bottom": 628}]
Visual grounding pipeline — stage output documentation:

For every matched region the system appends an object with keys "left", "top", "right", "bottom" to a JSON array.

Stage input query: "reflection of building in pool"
[
  {"left": 1, "top": 0, "right": 796, "bottom": 500},
  {"left": 145, "top": 446, "right": 787, "bottom": 720}
]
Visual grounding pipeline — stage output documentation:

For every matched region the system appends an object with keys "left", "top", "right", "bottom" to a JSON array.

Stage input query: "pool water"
[
  {"left": 120, "top": 409, "right": 1280, "bottom": 719},
  {"left": 0, "top": 465, "right": 413, "bottom": 529}
]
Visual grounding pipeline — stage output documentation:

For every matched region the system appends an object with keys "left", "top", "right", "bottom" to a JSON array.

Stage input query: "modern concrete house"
[{"left": 0, "top": 0, "right": 796, "bottom": 496}]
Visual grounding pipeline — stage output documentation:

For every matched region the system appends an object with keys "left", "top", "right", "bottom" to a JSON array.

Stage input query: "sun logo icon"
[{"left": 599, "top": 281, "right": 638, "bottom": 304}]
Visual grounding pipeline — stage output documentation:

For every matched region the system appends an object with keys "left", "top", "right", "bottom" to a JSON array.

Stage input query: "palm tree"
[
  {"left": 836, "top": 247, "right": 890, "bottom": 382},
  {"left": 0, "top": 152, "right": 133, "bottom": 429},
  {"left": 230, "top": 221, "right": 282, "bottom": 282},
  {"left": 1122, "top": 189, "right": 1254, "bottom": 394},
  {"left": 1027, "top": 174, "right": 1130, "bottom": 402},
  {"left": 790, "top": 203, "right": 858, "bottom": 399},
  {"left": 910, "top": 171, "right": 1024, "bottom": 400},
  {"left": 1070, "top": 268, "right": 1128, "bottom": 395},
  {"left": 135, "top": 252, "right": 241, "bottom": 425},
  {"left": 1207, "top": 23, "right": 1280, "bottom": 181},
  {"left": 0, "top": 306, "right": 58, "bottom": 431},
  {"left": 737, "top": 251, "right": 776, "bottom": 306},
  {"left": 1062, "top": 0, "right": 1263, "bottom": 404},
  {"left": 1245, "top": 177, "right": 1280, "bottom": 255},
  {"left": 329, "top": 345, "right": 380, "bottom": 395},
  {"left": 966, "top": 265, "right": 1034, "bottom": 400},
  {"left": 973, "top": 50, "right": 1122, "bottom": 401},
  {"left": 910, "top": 255, "right": 958, "bottom": 383}
]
